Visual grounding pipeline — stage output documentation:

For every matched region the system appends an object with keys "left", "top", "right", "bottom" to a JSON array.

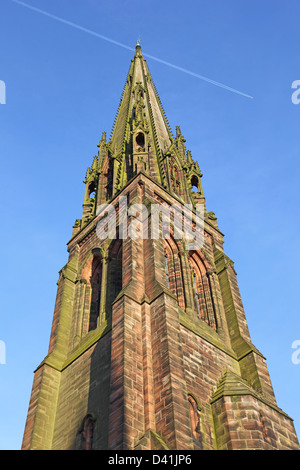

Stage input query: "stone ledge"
[
  {"left": 134, "top": 429, "right": 171, "bottom": 450},
  {"left": 210, "top": 370, "right": 292, "bottom": 420},
  {"left": 35, "top": 320, "right": 111, "bottom": 373}
]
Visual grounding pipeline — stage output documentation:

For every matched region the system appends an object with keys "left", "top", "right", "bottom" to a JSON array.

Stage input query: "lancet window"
[
  {"left": 164, "top": 238, "right": 185, "bottom": 310},
  {"left": 188, "top": 395, "right": 202, "bottom": 446},
  {"left": 81, "top": 414, "right": 95, "bottom": 450},
  {"left": 189, "top": 251, "right": 217, "bottom": 330}
]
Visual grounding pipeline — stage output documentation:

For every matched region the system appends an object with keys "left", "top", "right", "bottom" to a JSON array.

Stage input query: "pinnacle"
[
  {"left": 109, "top": 42, "right": 173, "bottom": 168},
  {"left": 96, "top": 44, "right": 203, "bottom": 205}
]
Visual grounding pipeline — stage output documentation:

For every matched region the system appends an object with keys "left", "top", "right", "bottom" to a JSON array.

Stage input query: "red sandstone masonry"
[
  {"left": 22, "top": 364, "right": 61, "bottom": 450},
  {"left": 108, "top": 295, "right": 145, "bottom": 450},
  {"left": 211, "top": 395, "right": 299, "bottom": 450},
  {"left": 150, "top": 293, "right": 194, "bottom": 450},
  {"left": 51, "top": 332, "right": 111, "bottom": 450},
  {"left": 180, "top": 325, "right": 240, "bottom": 449},
  {"left": 22, "top": 367, "right": 43, "bottom": 450}
]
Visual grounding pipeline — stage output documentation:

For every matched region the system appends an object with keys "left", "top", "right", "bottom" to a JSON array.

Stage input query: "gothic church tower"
[{"left": 22, "top": 44, "right": 299, "bottom": 450}]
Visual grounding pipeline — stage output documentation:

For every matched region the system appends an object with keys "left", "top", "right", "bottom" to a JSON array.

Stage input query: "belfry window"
[
  {"left": 107, "top": 239, "right": 123, "bottom": 306},
  {"left": 77, "top": 252, "right": 104, "bottom": 338},
  {"left": 164, "top": 238, "right": 185, "bottom": 310},
  {"left": 88, "top": 181, "right": 96, "bottom": 199},
  {"left": 136, "top": 132, "right": 145, "bottom": 149},
  {"left": 191, "top": 175, "right": 199, "bottom": 193},
  {"left": 89, "top": 255, "right": 102, "bottom": 331},
  {"left": 189, "top": 251, "right": 217, "bottom": 330}
]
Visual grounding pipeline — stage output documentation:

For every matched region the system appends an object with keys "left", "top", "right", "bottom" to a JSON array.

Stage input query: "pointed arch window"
[
  {"left": 164, "top": 238, "right": 185, "bottom": 310},
  {"left": 191, "top": 175, "right": 200, "bottom": 193},
  {"left": 107, "top": 239, "right": 123, "bottom": 309},
  {"left": 88, "top": 181, "right": 97, "bottom": 199},
  {"left": 136, "top": 132, "right": 145, "bottom": 150},
  {"left": 89, "top": 255, "right": 103, "bottom": 331},
  {"left": 188, "top": 395, "right": 202, "bottom": 446},
  {"left": 77, "top": 251, "right": 104, "bottom": 338},
  {"left": 189, "top": 251, "right": 217, "bottom": 330},
  {"left": 81, "top": 414, "right": 95, "bottom": 450}
]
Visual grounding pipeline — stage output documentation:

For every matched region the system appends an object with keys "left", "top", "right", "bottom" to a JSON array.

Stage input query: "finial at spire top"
[{"left": 136, "top": 39, "right": 141, "bottom": 48}]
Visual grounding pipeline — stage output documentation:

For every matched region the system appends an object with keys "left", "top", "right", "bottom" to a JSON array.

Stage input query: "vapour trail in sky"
[{"left": 11, "top": 0, "right": 254, "bottom": 99}]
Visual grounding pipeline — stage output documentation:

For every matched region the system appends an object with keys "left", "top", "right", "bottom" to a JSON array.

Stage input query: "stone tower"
[{"left": 22, "top": 44, "right": 299, "bottom": 451}]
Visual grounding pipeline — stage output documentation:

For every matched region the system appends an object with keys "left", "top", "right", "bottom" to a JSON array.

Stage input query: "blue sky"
[{"left": 0, "top": 0, "right": 299, "bottom": 450}]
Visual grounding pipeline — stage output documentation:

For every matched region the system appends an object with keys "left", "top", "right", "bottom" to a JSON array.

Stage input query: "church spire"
[
  {"left": 80, "top": 43, "right": 206, "bottom": 227},
  {"left": 108, "top": 41, "right": 173, "bottom": 189}
]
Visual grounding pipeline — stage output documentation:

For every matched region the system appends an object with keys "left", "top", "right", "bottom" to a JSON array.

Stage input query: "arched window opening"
[
  {"left": 136, "top": 132, "right": 145, "bottom": 149},
  {"left": 188, "top": 395, "right": 202, "bottom": 445},
  {"left": 189, "top": 252, "right": 217, "bottom": 330},
  {"left": 164, "top": 238, "right": 185, "bottom": 309},
  {"left": 81, "top": 414, "right": 95, "bottom": 450},
  {"left": 88, "top": 181, "right": 97, "bottom": 199},
  {"left": 108, "top": 239, "right": 123, "bottom": 307},
  {"left": 191, "top": 175, "right": 199, "bottom": 193},
  {"left": 89, "top": 255, "right": 102, "bottom": 331},
  {"left": 79, "top": 252, "right": 103, "bottom": 337}
]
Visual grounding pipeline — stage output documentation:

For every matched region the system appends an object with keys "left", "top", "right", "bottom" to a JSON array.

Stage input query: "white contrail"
[{"left": 11, "top": 0, "right": 253, "bottom": 99}]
